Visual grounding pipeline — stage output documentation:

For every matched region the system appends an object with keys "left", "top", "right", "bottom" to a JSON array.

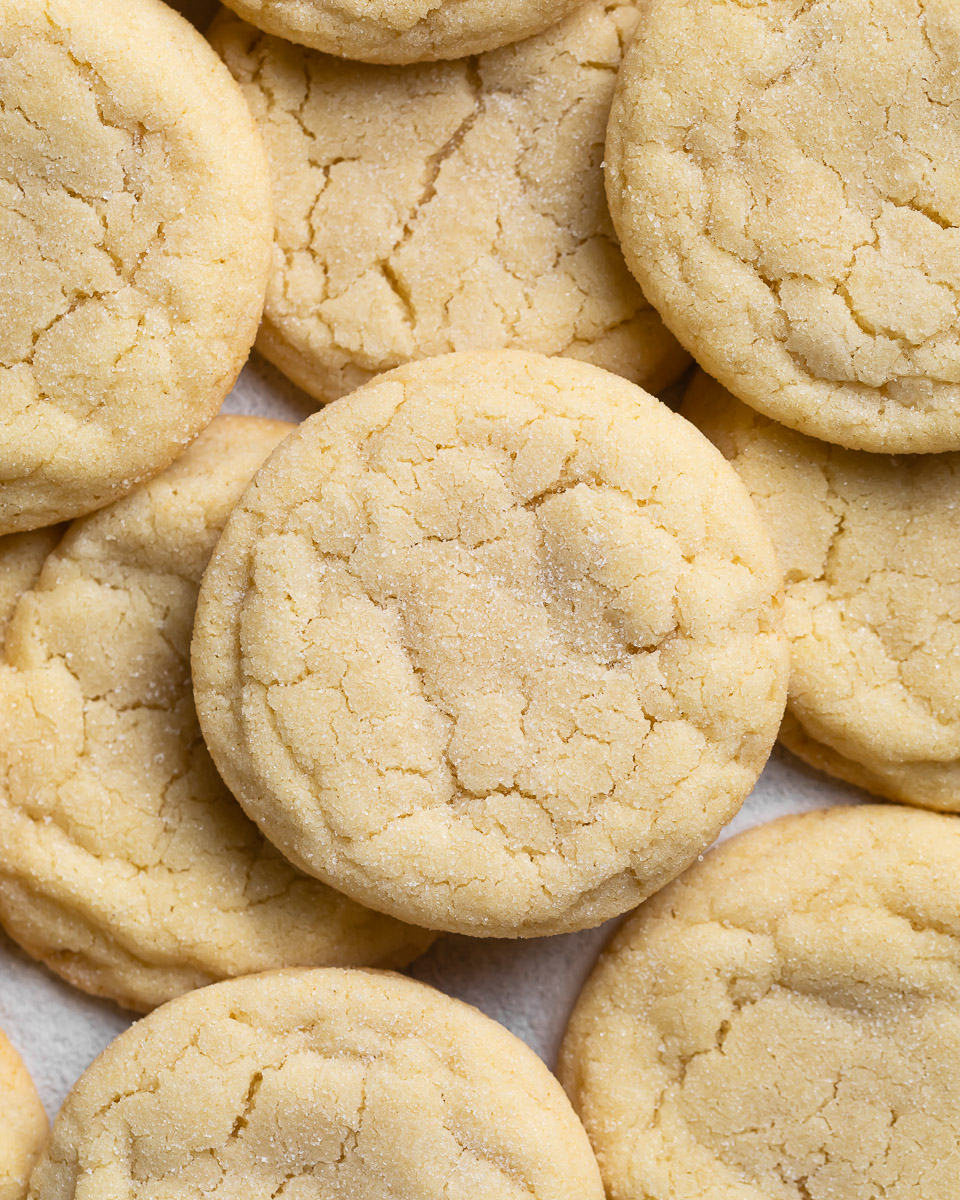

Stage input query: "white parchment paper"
[{"left": 0, "top": 0, "right": 869, "bottom": 1121}]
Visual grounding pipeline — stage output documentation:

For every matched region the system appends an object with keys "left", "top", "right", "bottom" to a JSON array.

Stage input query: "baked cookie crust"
[
  {"left": 0, "top": 0, "right": 272, "bottom": 534},
  {"left": 211, "top": 5, "right": 688, "bottom": 406},
  {"left": 193, "top": 352, "right": 787, "bottom": 938},
  {"left": 606, "top": 0, "right": 960, "bottom": 453}
]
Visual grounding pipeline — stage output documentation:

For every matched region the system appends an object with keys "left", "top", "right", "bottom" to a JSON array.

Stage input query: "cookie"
[
  {"left": 559, "top": 805, "right": 960, "bottom": 1200},
  {"left": 192, "top": 351, "right": 788, "bottom": 938},
  {"left": 217, "top": 0, "right": 589, "bottom": 64},
  {"left": 684, "top": 371, "right": 960, "bottom": 811},
  {"left": 606, "top": 0, "right": 960, "bottom": 453},
  {"left": 0, "top": 1029, "right": 48, "bottom": 1200},
  {"left": 29, "top": 968, "right": 603, "bottom": 1200},
  {"left": 0, "top": 529, "right": 63, "bottom": 658},
  {"left": 0, "top": 0, "right": 272, "bottom": 536},
  {"left": 0, "top": 417, "right": 433, "bottom": 1013},
  {"left": 210, "top": 5, "right": 688, "bottom": 406}
]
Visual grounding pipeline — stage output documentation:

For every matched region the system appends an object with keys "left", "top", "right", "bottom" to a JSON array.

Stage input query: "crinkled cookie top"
[
  {"left": 560, "top": 805, "right": 960, "bottom": 1200},
  {"left": 0, "top": 417, "right": 432, "bottom": 1013},
  {"left": 217, "top": 0, "right": 589, "bottom": 63},
  {"left": 0, "top": 0, "right": 271, "bottom": 534},
  {"left": 211, "top": 3, "right": 687, "bottom": 406},
  {"left": 30, "top": 969, "right": 604, "bottom": 1200},
  {"left": 686, "top": 371, "right": 960, "bottom": 810},
  {"left": 193, "top": 351, "right": 787, "bottom": 938},
  {"left": 606, "top": 0, "right": 960, "bottom": 453}
]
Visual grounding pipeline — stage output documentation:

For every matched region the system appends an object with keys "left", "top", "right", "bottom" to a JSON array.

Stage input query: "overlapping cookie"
[
  {"left": 686, "top": 372, "right": 960, "bottom": 811},
  {"left": 193, "top": 351, "right": 787, "bottom": 938},
  {"left": 0, "top": 417, "right": 432, "bottom": 1012},
  {"left": 0, "top": 0, "right": 272, "bottom": 535},
  {"left": 606, "top": 0, "right": 960, "bottom": 452},
  {"left": 211, "top": 3, "right": 687, "bottom": 405},
  {"left": 561, "top": 805, "right": 960, "bottom": 1200},
  {"left": 29, "top": 968, "right": 603, "bottom": 1200}
]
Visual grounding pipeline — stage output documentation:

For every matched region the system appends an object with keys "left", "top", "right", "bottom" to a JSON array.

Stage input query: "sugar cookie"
[
  {"left": 0, "top": 0, "right": 272, "bottom": 535},
  {"left": 685, "top": 371, "right": 960, "bottom": 811},
  {"left": 0, "top": 1029, "right": 47, "bottom": 1200},
  {"left": 29, "top": 968, "right": 602, "bottom": 1200},
  {"left": 560, "top": 805, "right": 960, "bottom": 1200},
  {"left": 217, "top": 0, "right": 589, "bottom": 64},
  {"left": 606, "top": 0, "right": 960, "bottom": 453},
  {"left": 0, "top": 417, "right": 433, "bottom": 1012},
  {"left": 193, "top": 352, "right": 788, "bottom": 938},
  {"left": 211, "top": 5, "right": 687, "bottom": 406}
]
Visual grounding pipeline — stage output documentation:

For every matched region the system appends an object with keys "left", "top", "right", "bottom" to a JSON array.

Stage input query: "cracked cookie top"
[
  {"left": 559, "top": 805, "right": 960, "bottom": 1200},
  {"left": 0, "top": 527, "right": 63, "bottom": 660},
  {"left": 192, "top": 352, "right": 788, "bottom": 938},
  {"left": 0, "top": 1027, "right": 47, "bottom": 1200},
  {"left": 0, "top": 417, "right": 433, "bottom": 1013},
  {"left": 210, "top": 4, "right": 688, "bottom": 407},
  {"left": 0, "top": 0, "right": 272, "bottom": 536},
  {"left": 606, "top": 0, "right": 960, "bottom": 453},
  {"left": 30, "top": 968, "right": 604, "bottom": 1200},
  {"left": 217, "top": 0, "right": 590, "bottom": 64},
  {"left": 684, "top": 371, "right": 960, "bottom": 812}
]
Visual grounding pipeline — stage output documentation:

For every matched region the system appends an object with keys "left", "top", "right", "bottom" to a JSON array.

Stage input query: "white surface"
[{"left": 0, "top": 0, "right": 869, "bottom": 1121}]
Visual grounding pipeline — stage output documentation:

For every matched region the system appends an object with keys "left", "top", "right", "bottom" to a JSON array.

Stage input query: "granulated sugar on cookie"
[
  {"left": 211, "top": 3, "right": 688, "bottom": 405},
  {"left": 685, "top": 370, "right": 960, "bottom": 812},
  {"left": 606, "top": 0, "right": 960, "bottom": 453},
  {"left": 217, "top": 0, "right": 590, "bottom": 63},
  {"left": 0, "top": 417, "right": 433, "bottom": 1013},
  {"left": 561, "top": 804, "right": 960, "bottom": 1200},
  {"left": 0, "top": 0, "right": 272, "bottom": 535},
  {"left": 193, "top": 351, "right": 788, "bottom": 939},
  {"left": 29, "top": 969, "right": 603, "bottom": 1200}
]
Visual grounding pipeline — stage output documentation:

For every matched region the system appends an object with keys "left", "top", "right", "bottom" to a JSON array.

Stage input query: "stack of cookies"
[{"left": 2, "top": 0, "right": 959, "bottom": 1197}]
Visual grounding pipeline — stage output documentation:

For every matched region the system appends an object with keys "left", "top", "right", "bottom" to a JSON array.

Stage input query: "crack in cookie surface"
[
  {"left": 559, "top": 806, "right": 960, "bottom": 1200},
  {"left": 217, "top": 0, "right": 591, "bottom": 64},
  {"left": 685, "top": 371, "right": 960, "bottom": 809},
  {"left": 192, "top": 352, "right": 788, "bottom": 937},
  {"left": 607, "top": 0, "right": 960, "bottom": 452},
  {"left": 29, "top": 970, "right": 604, "bottom": 1200},
  {"left": 0, "top": 0, "right": 272, "bottom": 534},
  {"left": 211, "top": 3, "right": 688, "bottom": 406},
  {"left": 0, "top": 417, "right": 432, "bottom": 1013}
]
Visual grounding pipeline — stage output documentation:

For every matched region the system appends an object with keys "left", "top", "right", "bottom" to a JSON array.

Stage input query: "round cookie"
[
  {"left": 0, "top": 0, "right": 273, "bottom": 536},
  {"left": 211, "top": 5, "right": 688, "bottom": 406},
  {"left": 606, "top": 0, "right": 960, "bottom": 454},
  {"left": 684, "top": 370, "right": 960, "bottom": 811},
  {"left": 0, "top": 1029, "right": 48, "bottom": 1200},
  {"left": 559, "top": 805, "right": 960, "bottom": 1200},
  {"left": 192, "top": 351, "right": 788, "bottom": 938},
  {"left": 28, "top": 969, "right": 604, "bottom": 1200},
  {"left": 0, "top": 417, "right": 433, "bottom": 1013},
  {"left": 217, "top": 0, "right": 590, "bottom": 64}
]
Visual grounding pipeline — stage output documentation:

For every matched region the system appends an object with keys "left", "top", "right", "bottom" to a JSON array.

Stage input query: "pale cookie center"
[
  {"left": 247, "top": 444, "right": 694, "bottom": 836},
  {"left": 701, "top": 0, "right": 960, "bottom": 391},
  {"left": 676, "top": 987, "right": 960, "bottom": 1198}
]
